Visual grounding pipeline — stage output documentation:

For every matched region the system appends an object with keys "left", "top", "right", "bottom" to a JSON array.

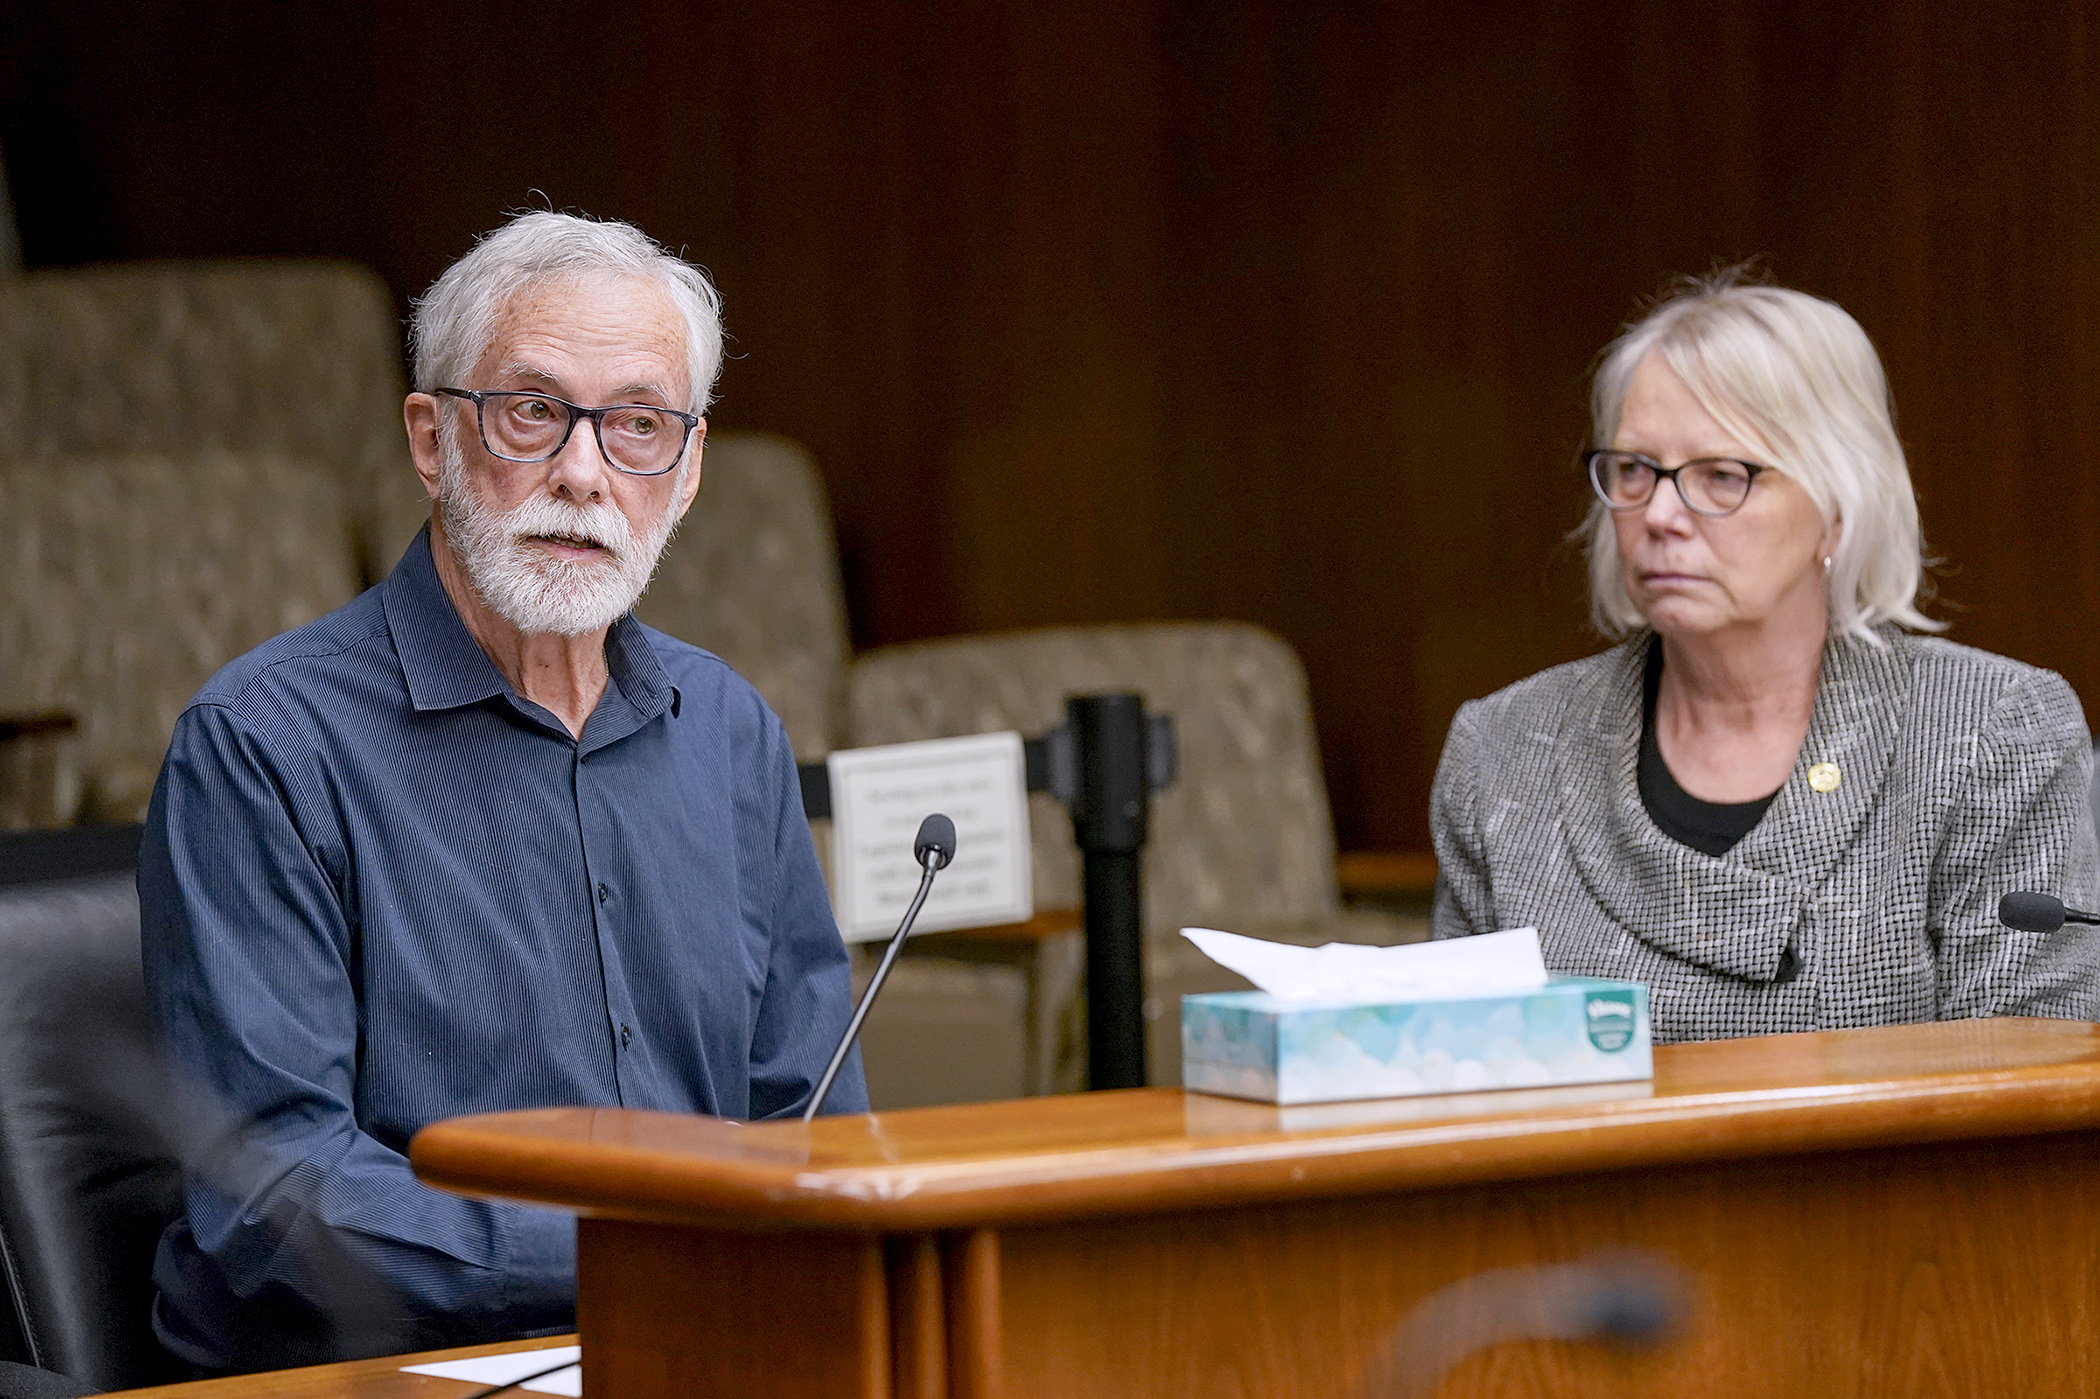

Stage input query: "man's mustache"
[{"left": 496, "top": 501, "right": 633, "bottom": 562}]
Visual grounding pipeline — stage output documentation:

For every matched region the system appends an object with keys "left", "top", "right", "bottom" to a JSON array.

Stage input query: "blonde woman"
[{"left": 1429, "top": 274, "right": 2100, "bottom": 1042}]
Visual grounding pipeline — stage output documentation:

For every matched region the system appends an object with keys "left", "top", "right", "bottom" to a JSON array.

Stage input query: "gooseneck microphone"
[
  {"left": 1998, "top": 891, "right": 2100, "bottom": 934},
  {"left": 802, "top": 813, "right": 958, "bottom": 1122}
]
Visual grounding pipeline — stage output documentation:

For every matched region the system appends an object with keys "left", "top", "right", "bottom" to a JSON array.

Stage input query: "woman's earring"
[{"left": 1822, "top": 556, "right": 1833, "bottom": 575}]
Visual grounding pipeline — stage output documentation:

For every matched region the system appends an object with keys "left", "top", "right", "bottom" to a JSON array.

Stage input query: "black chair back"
[{"left": 0, "top": 828, "right": 186, "bottom": 1390}]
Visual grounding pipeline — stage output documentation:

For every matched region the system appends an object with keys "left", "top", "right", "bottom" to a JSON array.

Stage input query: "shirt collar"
[
  {"left": 382, "top": 526, "right": 676, "bottom": 723},
  {"left": 604, "top": 610, "right": 675, "bottom": 720}
]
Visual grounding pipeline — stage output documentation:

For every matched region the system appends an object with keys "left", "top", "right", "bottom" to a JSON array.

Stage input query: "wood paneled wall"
[{"left": 6, "top": 0, "right": 2096, "bottom": 849}]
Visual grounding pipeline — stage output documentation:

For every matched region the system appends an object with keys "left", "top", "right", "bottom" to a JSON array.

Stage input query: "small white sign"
[{"left": 827, "top": 732, "right": 1034, "bottom": 942}]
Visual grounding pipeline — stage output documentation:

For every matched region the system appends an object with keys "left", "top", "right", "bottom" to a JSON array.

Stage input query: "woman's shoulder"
[{"left": 1890, "top": 632, "right": 2088, "bottom": 739}]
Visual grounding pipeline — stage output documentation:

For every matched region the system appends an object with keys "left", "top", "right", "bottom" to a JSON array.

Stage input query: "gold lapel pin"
[{"left": 1807, "top": 762, "right": 1842, "bottom": 793}]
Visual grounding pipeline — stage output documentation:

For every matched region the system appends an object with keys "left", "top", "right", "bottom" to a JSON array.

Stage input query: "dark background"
[{"left": 6, "top": 0, "right": 2095, "bottom": 852}]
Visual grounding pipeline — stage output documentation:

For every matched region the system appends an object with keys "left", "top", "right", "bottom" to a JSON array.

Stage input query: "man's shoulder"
[
  {"left": 632, "top": 622, "right": 749, "bottom": 697},
  {"left": 191, "top": 586, "right": 395, "bottom": 715},
  {"left": 631, "top": 622, "right": 785, "bottom": 736}
]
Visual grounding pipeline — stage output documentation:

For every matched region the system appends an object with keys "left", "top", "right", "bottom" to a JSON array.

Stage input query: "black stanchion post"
[{"left": 1068, "top": 693, "right": 1149, "bottom": 1090}]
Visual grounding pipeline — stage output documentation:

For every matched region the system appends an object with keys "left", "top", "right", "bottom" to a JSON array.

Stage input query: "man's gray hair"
[
  {"left": 410, "top": 211, "right": 724, "bottom": 415},
  {"left": 1583, "top": 271, "right": 1940, "bottom": 644}
]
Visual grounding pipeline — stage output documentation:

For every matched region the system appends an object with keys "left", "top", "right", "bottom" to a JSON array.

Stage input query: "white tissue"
[{"left": 1181, "top": 926, "right": 1550, "bottom": 1004}]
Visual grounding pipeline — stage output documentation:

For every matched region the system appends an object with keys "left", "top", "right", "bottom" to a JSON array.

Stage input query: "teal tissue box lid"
[{"left": 1180, "top": 975, "right": 1652, "bottom": 1105}]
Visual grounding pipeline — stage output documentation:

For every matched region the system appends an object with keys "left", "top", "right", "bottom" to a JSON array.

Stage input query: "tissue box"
[{"left": 1180, "top": 976, "right": 1651, "bottom": 1105}]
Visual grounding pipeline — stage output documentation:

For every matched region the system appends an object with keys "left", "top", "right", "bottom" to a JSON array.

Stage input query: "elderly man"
[{"left": 139, "top": 212, "right": 865, "bottom": 1371}]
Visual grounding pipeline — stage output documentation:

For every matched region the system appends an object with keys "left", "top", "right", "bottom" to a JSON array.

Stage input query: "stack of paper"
[{"left": 401, "top": 1345, "right": 581, "bottom": 1396}]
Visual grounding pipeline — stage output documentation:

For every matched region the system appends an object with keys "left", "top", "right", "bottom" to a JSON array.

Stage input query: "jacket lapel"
[{"left": 1553, "top": 629, "right": 1911, "bottom": 981}]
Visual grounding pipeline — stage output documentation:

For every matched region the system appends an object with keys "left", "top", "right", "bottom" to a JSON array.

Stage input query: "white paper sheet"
[
  {"left": 401, "top": 1345, "right": 581, "bottom": 1395},
  {"left": 1181, "top": 926, "right": 1550, "bottom": 1003}
]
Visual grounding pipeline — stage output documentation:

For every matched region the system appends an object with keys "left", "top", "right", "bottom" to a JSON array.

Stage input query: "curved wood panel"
[{"left": 411, "top": 1018, "right": 2100, "bottom": 1230}]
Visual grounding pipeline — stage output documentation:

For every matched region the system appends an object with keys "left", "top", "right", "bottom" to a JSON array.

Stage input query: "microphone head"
[
  {"left": 914, "top": 813, "right": 958, "bottom": 871},
  {"left": 2000, "top": 890, "right": 2067, "bottom": 933}
]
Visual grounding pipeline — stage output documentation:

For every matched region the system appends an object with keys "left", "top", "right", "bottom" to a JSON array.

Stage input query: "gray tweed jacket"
[{"left": 1430, "top": 629, "right": 2100, "bottom": 1042}]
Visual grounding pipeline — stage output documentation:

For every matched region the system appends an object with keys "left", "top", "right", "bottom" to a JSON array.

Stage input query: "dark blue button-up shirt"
[{"left": 140, "top": 530, "right": 864, "bottom": 1369}]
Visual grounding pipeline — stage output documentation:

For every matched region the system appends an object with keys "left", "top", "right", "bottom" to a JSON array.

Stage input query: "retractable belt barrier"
[{"left": 799, "top": 694, "right": 1177, "bottom": 1090}]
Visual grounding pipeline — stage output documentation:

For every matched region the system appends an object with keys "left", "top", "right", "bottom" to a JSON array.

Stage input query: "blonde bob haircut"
[{"left": 1583, "top": 273, "right": 1939, "bottom": 644}]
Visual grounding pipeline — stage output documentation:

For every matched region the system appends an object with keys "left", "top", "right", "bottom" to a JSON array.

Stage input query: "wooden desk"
[
  {"left": 105, "top": 1335, "right": 579, "bottom": 1397},
  {"left": 409, "top": 1018, "right": 2100, "bottom": 1398}
]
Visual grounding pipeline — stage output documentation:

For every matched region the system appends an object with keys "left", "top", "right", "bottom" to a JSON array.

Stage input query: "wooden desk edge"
[
  {"left": 103, "top": 1334, "right": 579, "bottom": 1397},
  {"left": 413, "top": 1055, "right": 2100, "bottom": 1232}
]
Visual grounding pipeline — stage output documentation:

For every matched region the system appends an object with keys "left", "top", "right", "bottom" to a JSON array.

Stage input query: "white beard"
[{"left": 435, "top": 430, "right": 685, "bottom": 638}]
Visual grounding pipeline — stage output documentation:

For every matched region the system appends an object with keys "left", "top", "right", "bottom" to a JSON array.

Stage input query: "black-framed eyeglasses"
[
  {"left": 434, "top": 387, "right": 701, "bottom": 478},
  {"left": 1585, "top": 449, "right": 1770, "bottom": 518}
]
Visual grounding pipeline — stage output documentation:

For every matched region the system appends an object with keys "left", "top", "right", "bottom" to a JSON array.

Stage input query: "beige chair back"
[
  {"left": 0, "top": 453, "right": 362, "bottom": 822},
  {"left": 0, "top": 262, "right": 424, "bottom": 584},
  {"left": 635, "top": 431, "right": 849, "bottom": 761},
  {"left": 846, "top": 622, "right": 1344, "bottom": 937}
]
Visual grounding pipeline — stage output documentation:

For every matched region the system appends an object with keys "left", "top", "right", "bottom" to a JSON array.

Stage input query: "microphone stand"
[{"left": 803, "top": 843, "right": 949, "bottom": 1122}]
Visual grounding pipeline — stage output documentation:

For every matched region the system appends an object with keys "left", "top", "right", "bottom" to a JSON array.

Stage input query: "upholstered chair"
[
  {"left": 0, "top": 860, "right": 187, "bottom": 1392},
  {"left": 634, "top": 431, "right": 849, "bottom": 764},
  {"left": 0, "top": 261, "right": 425, "bottom": 585},
  {"left": 848, "top": 625, "right": 1426, "bottom": 1087},
  {"left": 0, "top": 260, "right": 424, "bottom": 826},
  {"left": 0, "top": 453, "right": 361, "bottom": 825}
]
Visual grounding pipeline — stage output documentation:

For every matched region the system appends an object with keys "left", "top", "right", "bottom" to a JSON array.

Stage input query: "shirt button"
[
  {"left": 619, "top": 1024, "right": 633, "bottom": 1048},
  {"left": 597, "top": 883, "right": 610, "bottom": 904}
]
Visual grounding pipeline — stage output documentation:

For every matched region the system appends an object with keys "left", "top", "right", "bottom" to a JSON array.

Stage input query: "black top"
[{"left": 1638, "top": 639, "right": 1778, "bottom": 857}]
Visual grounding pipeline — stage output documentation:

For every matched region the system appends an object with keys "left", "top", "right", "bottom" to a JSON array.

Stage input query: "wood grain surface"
[
  {"left": 943, "top": 1230, "right": 1002, "bottom": 1399},
  {"left": 989, "top": 1130, "right": 2100, "bottom": 1398},
  {"left": 411, "top": 1018, "right": 2100, "bottom": 1230},
  {"left": 888, "top": 1234, "right": 947, "bottom": 1399},
  {"left": 102, "top": 1335, "right": 578, "bottom": 1398},
  {"left": 119, "top": 1020, "right": 2100, "bottom": 1398},
  {"left": 576, "top": 1220, "right": 889, "bottom": 1398}
]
